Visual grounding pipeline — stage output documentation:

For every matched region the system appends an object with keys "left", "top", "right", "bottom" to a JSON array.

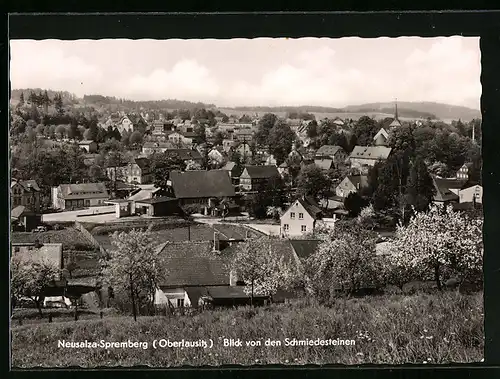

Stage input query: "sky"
[{"left": 10, "top": 37, "right": 481, "bottom": 110}]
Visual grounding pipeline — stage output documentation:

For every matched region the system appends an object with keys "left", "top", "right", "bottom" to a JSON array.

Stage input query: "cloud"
[
  {"left": 122, "top": 59, "right": 220, "bottom": 101},
  {"left": 10, "top": 40, "right": 102, "bottom": 96},
  {"left": 402, "top": 37, "right": 481, "bottom": 108}
]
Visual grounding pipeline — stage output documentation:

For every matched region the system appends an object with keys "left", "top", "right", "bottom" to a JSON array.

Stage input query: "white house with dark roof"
[
  {"left": 373, "top": 128, "right": 390, "bottom": 146},
  {"left": 336, "top": 175, "right": 369, "bottom": 198},
  {"left": 280, "top": 196, "right": 323, "bottom": 237},
  {"left": 52, "top": 182, "right": 110, "bottom": 210},
  {"left": 315, "top": 145, "right": 348, "bottom": 163}
]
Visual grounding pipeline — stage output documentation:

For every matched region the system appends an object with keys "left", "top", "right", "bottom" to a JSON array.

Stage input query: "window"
[
  {"left": 299, "top": 213, "right": 304, "bottom": 220},
  {"left": 301, "top": 225, "right": 307, "bottom": 232},
  {"left": 283, "top": 224, "right": 289, "bottom": 231},
  {"left": 290, "top": 212, "right": 295, "bottom": 219},
  {"left": 177, "top": 298, "right": 185, "bottom": 308}
]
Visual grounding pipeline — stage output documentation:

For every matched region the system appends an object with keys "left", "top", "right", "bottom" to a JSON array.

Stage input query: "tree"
[
  {"left": 213, "top": 131, "right": 225, "bottom": 146},
  {"left": 54, "top": 93, "right": 64, "bottom": 115},
  {"left": 306, "top": 222, "right": 380, "bottom": 300},
  {"left": 103, "top": 228, "right": 166, "bottom": 320},
  {"left": 296, "top": 164, "right": 331, "bottom": 200},
  {"left": 344, "top": 192, "right": 367, "bottom": 217},
  {"left": 83, "top": 128, "right": 93, "bottom": 141},
  {"left": 10, "top": 114, "right": 27, "bottom": 135},
  {"left": 10, "top": 255, "right": 60, "bottom": 317},
  {"left": 389, "top": 205, "right": 483, "bottom": 291},
  {"left": 239, "top": 114, "right": 252, "bottom": 123},
  {"left": 18, "top": 92, "right": 25, "bottom": 107},
  {"left": 352, "top": 116, "right": 378, "bottom": 145},
  {"left": 129, "top": 131, "right": 143, "bottom": 147},
  {"left": 268, "top": 120, "right": 295, "bottom": 165},
  {"left": 306, "top": 120, "right": 318, "bottom": 138},
  {"left": 185, "top": 159, "right": 202, "bottom": 171},
  {"left": 121, "top": 130, "right": 131, "bottom": 147},
  {"left": 55, "top": 124, "right": 66, "bottom": 139},
  {"left": 150, "top": 152, "right": 186, "bottom": 192},
  {"left": 42, "top": 90, "right": 51, "bottom": 113},
  {"left": 255, "top": 113, "right": 277, "bottom": 146},
  {"left": 428, "top": 161, "right": 451, "bottom": 178},
  {"left": 89, "top": 164, "right": 103, "bottom": 182},
  {"left": 404, "top": 157, "right": 435, "bottom": 212},
  {"left": 230, "top": 238, "right": 301, "bottom": 305}
]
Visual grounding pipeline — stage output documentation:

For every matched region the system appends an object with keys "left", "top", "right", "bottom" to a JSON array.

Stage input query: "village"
[{"left": 10, "top": 91, "right": 484, "bottom": 318}]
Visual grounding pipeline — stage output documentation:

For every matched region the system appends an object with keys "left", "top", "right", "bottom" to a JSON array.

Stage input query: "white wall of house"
[
  {"left": 459, "top": 185, "right": 483, "bottom": 204},
  {"left": 336, "top": 177, "right": 357, "bottom": 198},
  {"left": 154, "top": 288, "right": 192, "bottom": 308},
  {"left": 350, "top": 158, "right": 377, "bottom": 171},
  {"left": 280, "top": 200, "right": 315, "bottom": 237}
]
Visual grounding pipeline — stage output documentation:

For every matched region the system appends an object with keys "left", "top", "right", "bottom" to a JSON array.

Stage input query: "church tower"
[{"left": 389, "top": 98, "right": 402, "bottom": 128}]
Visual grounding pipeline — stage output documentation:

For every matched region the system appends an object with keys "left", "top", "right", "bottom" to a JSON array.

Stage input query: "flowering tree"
[
  {"left": 10, "top": 255, "right": 60, "bottom": 317},
  {"left": 102, "top": 228, "right": 166, "bottom": 320},
  {"left": 185, "top": 159, "right": 202, "bottom": 171},
  {"left": 231, "top": 238, "right": 302, "bottom": 305},
  {"left": 389, "top": 205, "right": 483, "bottom": 290},
  {"left": 306, "top": 222, "right": 381, "bottom": 300}
]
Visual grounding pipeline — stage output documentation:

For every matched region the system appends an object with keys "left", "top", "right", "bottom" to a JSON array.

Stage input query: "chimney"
[{"left": 213, "top": 232, "right": 220, "bottom": 252}]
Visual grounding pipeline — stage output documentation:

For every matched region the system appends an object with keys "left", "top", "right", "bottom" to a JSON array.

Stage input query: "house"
[
  {"left": 239, "top": 165, "right": 280, "bottom": 191},
  {"left": 11, "top": 241, "right": 63, "bottom": 268},
  {"left": 168, "top": 170, "right": 236, "bottom": 215},
  {"left": 221, "top": 161, "right": 243, "bottom": 181},
  {"left": 456, "top": 162, "right": 474, "bottom": 181},
  {"left": 116, "top": 114, "right": 148, "bottom": 134},
  {"left": 265, "top": 154, "right": 277, "bottom": 166},
  {"left": 208, "top": 146, "right": 227, "bottom": 165},
  {"left": 141, "top": 141, "right": 176, "bottom": 155},
  {"left": 11, "top": 179, "right": 42, "bottom": 213},
  {"left": 222, "top": 138, "right": 238, "bottom": 153},
  {"left": 336, "top": 175, "right": 369, "bottom": 198},
  {"left": 234, "top": 128, "right": 253, "bottom": 143},
  {"left": 280, "top": 196, "right": 323, "bottom": 237},
  {"left": 163, "top": 149, "right": 203, "bottom": 165},
  {"left": 315, "top": 145, "right": 348, "bottom": 163},
  {"left": 349, "top": 146, "right": 392, "bottom": 172},
  {"left": 167, "top": 132, "right": 189, "bottom": 147},
  {"left": 52, "top": 182, "right": 110, "bottom": 211},
  {"left": 458, "top": 184, "right": 483, "bottom": 204},
  {"left": 78, "top": 140, "right": 98, "bottom": 153},
  {"left": 11, "top": 205, "right": 42, "bottom": 232},
  {"left": 152, "top": 120, "right": 175, "bottom": 136},
  {"left": 106, "top": 157, "right": 152, "bottom": 185},
  {"left": 234, "top": 142, "right": 253, "bottom": 161},
  {"left": 373, "top": 128, "right": 389, "bottom": 146},
  {"left": 134, "top": 196, "right": 180, "bottom": 217},
  {"left": 314, "top": 158, "right": 334, "bottom": 171},
  {"left": 432, "top": 176, "right": 466, "bottom": 205},
  {"left": 287, "top": 145, "right": 303, "bottom": 163}
]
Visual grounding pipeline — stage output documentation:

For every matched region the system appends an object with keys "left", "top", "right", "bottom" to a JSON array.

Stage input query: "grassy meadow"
[{"left": 11, "top": 291, "right": 483, "bottom": 367}]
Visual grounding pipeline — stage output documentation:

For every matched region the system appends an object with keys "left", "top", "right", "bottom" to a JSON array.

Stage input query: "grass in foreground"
[{"left": 11, "top": 291, "right": 483, "bottom": 368}]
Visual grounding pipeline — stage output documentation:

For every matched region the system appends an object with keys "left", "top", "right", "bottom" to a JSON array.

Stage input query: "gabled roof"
[
  {"left": 314, "top": 158, "right": 334, "bottom": 171},
  {"left": 432, "top": 176, "right": 465, "bottom": 202},
  {"left": 157, "top": 241, "right": 229, "bottom": 287},
  {"left": 127, "top": 186, "right": 161, "bottom": 201},
  {"left": 170, "top": 170, "right": 236, "bottom": 199},
  {"left": 315, "top": 145, "right": 344, "bottom": 157},
  {"left": 241, "top": 165, "right": 280, "bottom": 179},
  {"left": 373, "top": 128, "right": 389, "bottom": 141},
  {"left": 143, "top": 141, "right": 176, "bottom": 149},
  {"left": 133, "top": 157, "right": 150, "bottom": 170},
  {"left": 12, "top": 179, "right": 41, "bottom": 192},
  {"left": 346, "top": 175, "right": 369, "bottom": 189},
  {"left": 389, "top": 118, "right": 402, "bottom": 128},
  {"left": 11, "top": 205, "right": 35, "bottom": 219},
  {"left": 163, "top": 149, "right": 202, "bottom": 161},
  {"left": 350, "top": 146, "right": 392, "bottom": 160},
  {"left": 284, "top": 196, "right": 322, "bottom": 220},
  {"left": 78, "top": 140, "right": 96, "bottom": 145},
  {"left": 289, "top": 239, "right": 321, "bottom": 259},
  {"left": 125, "top": 113, "right": 146, "bottom": 125},
  {"left": 59, "top": 182, "right": 109, "bottom": 200}
]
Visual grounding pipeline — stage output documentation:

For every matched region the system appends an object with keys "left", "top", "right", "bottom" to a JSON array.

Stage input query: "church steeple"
[{"left": 394, "top": 98, "right": 399, "bottom": 120}]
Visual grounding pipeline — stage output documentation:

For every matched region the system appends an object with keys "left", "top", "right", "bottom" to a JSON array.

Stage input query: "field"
[{"left": 11, "top": 291, "right": 483, "bottom": 367}]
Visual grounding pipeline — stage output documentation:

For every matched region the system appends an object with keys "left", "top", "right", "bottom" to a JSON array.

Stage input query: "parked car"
[{"left": 33, "top": 226, "right": 47, "bottom": 233}]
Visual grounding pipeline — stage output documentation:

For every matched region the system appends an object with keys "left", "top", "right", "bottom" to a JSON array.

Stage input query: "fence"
[{"left": 74, "top": 221, "right": 107, "bottom": 255}]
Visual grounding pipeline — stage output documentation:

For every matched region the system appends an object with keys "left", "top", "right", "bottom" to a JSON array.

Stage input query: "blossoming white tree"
[
  {"left": 306, "top": 222, "right": 381, "bottom": 300},
  {"left": 231, "top": 238, "right": 302, "bottom": 305},
  {"left": 388, "top": 205, "right": 483, "bottom": 290},
  {"left": 102, "top": 228, "right": 167, "bottom": 321}
]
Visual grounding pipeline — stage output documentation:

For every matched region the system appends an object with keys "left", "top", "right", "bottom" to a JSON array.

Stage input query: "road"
[{"left": 42, "top": 206, "right": 116, "bottom": 223}]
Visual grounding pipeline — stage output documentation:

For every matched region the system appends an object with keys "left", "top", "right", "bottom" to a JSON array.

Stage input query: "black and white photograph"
[{"left": 9, "top": 34, "right": 484, "bottom": 367}]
